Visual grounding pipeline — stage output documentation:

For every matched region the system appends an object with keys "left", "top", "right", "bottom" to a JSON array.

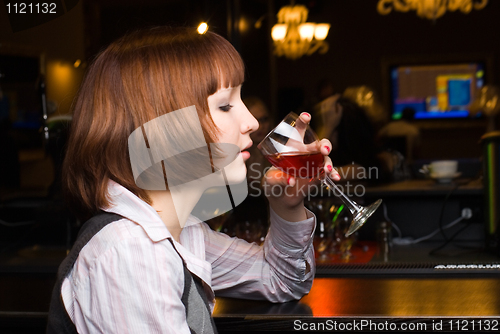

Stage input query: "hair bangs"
[{"left": 203, "top": 33, "right": 245, "bottom": 94}]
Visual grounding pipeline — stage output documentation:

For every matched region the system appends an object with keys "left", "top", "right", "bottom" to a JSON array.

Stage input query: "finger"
[
  {"left": 299, "top": 112, "right": 311, "bottom": 123},
  {"left": 323, "top": 156, "right": 340, "bottom": 181},
  {"left": 319, "top": 138, "right": 332, "bottom": 155},
  {"left": 303, "top": 141, "right": 321, "bottom": 153},
  {"left": 264, "top": 168, "right": 296, "bottom": 187},
  {"left": 295, "top": 112, "right": 311, "bottom": 139}
]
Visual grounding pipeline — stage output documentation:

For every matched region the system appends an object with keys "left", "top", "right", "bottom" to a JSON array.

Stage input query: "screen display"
[{"left": 390, "top": 63, "right": 485, "bottom": 120}]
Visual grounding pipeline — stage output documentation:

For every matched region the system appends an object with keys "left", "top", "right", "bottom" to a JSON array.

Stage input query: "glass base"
[{"left": 345, "top": 199, "right": 382, "bottom": 237}]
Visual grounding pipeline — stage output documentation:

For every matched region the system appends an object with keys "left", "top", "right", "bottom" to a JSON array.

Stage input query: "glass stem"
[{"left": 322, "top": 176, "right": 361, "bottom": 215}]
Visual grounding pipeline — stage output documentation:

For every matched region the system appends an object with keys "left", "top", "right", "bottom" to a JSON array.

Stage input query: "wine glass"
[{"left": 257, "top": 112, "right": 382, "bottom": 237}]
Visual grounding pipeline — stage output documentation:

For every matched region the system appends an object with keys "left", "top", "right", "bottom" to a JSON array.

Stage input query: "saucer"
[{"left": 430, "top": 172, "right": 461, "bottom": 183}]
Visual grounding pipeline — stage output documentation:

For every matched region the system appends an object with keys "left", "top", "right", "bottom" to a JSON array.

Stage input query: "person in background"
[
  {"left": 47, "top": 26, "right": 340, "bottom": 333},
  {"left": 314, "top": 94, "right": 392, "bottom": 182},
  {"left": 309, "top": 78, "right": 336, "bottom": 132},
  {"left": 377, "top": 107, "right": 421, "bottom": 163},
  {"left": 315, "top": 78, "right": 336, "bottom": 104}
]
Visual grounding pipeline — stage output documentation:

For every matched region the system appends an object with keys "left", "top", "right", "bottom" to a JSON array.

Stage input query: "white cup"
[{"left": 426, "top": 160, "right": 458, "bottom": 178}]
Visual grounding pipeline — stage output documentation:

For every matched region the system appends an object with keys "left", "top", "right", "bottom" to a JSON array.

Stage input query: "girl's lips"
[{"left": 240, "top": 151, "right": 250, "bottom": 160}]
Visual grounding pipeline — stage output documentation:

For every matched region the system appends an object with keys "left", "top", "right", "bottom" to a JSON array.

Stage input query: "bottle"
[
  {"left": 376, "top": 221, "right": 392, "bottom": 262},
  {"left": 314, "top": 221, "right": 330, "bottom": 262}
]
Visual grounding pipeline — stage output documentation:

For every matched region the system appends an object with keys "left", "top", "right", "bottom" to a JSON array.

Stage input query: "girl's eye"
[{"left": 219, "top": 104, "right": 233, "bottom": 112}]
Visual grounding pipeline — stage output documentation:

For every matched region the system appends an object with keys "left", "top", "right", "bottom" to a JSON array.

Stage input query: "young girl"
[{"left": 47, "top": 26, "right": 339, "bottom": 333}]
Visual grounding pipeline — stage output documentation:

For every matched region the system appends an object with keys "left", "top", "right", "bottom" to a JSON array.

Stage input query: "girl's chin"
[{"left": 221, "top": 158, "right": 247, "bottom": 184}]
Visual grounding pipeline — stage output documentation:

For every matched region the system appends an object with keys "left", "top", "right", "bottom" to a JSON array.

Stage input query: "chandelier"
[
  {"left": 377, "top": 0, "right": 488, "bottom": 20},
  {"left": 271, "top": 4, "right": 330, "bottom": 60}
]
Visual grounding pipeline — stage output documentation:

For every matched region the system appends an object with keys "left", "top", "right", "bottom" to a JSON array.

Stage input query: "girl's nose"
[{"left": 243, "top": 107, "right": 259, "bottom": 134}]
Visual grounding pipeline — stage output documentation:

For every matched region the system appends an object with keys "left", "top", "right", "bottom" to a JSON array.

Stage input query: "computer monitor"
[{"left": 389, "top": 62, "right": 486, "bottom": 120}]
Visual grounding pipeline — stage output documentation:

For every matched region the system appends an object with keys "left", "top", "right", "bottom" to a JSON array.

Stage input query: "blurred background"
[
  {"left": 1, "top": 0, "right": 500, "bottom": 331},
  {"left": 1, "top": 0, "right": 499, "bottom": 193},
  {"left": 1, "top": 0, "right": 499, "bottom": 238}
]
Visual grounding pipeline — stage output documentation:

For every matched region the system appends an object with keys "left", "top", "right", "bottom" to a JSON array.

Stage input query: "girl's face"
[{"left": 207, "top": 85, "right": 259, "bottom": 182}]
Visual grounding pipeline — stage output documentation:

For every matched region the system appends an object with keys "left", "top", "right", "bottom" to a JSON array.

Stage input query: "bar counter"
[
  {"left": 1, "top": 243, "right": 500, "bottom": 333},
  {"left": 213, "top": 276, "right": 500, "bottom": 332},
  {"left": 1, "top": 176, "right": 498, "bottom": 333},
  {"left": 212, "top": 239, "right": 500, "bottom": 332}
]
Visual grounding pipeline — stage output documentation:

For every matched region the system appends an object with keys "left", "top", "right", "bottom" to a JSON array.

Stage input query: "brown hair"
[{"left": 62, "top": 26, "right": 245, "bottom": 221}]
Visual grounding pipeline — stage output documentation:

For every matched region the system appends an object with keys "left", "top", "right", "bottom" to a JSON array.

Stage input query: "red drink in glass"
[{"left": 265, "top": 151, "right": 324, "bottom": 178}]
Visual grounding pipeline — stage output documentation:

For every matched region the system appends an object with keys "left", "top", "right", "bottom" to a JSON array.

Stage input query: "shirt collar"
[
  {"left": 103, "top": 180, "right": 213, "bottom": 289},
  {"left": 105, "top": 180, "right": 170, "bottom": 242}
]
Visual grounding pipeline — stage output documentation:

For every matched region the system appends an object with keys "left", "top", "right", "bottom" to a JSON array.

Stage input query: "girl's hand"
[{"left": 262, "top": 112, "right": 340, "bottom": 221}]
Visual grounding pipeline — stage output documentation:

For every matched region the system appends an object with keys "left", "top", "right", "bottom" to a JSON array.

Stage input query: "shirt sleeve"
[
  {"left": 204, "top": 206, "right": 316, "bottom": 302},
  {"left": 69, "top": 237, "right": 192, "bottom": 334}
]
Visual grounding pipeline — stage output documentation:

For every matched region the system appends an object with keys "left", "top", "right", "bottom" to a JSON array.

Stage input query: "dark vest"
[{"left": 46, "top": 212, "right": 217, "bottom": 334}]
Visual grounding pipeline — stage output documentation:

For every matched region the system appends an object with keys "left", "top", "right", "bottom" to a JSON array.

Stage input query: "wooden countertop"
[
  {"left": 214, "top": 277, "right": 500, "bottom": 317},
  {"left": 1, "top": 245, "right": 499, "bottom": 332},
  {"left": 213, "top": 276, "right": 500, "bottom": 332},
  {"left": 213, "top": 241, "right": 500, "bottom": 332}
]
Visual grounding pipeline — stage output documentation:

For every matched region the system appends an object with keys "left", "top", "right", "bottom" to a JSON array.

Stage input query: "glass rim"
[{"left": 257, "top": 111, "right": 304, "bottom": 151}]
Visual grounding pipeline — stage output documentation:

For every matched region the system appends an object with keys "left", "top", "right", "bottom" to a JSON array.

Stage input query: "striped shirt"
[{"left": 61, "top": 180, "right": 316, "bottom": 333}]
